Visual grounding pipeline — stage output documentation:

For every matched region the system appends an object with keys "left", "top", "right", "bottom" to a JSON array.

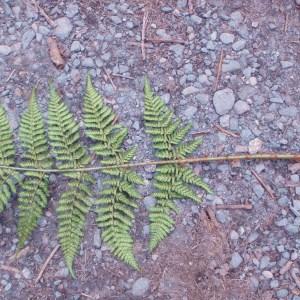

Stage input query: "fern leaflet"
[
  {"left": 48, "top": 86, "right": 94, "bottom": 277},
  {"left": 144, "top": 78, "right": 212, "bottom": 251},
  {"left": 83, "top": 75, "right": 142, "bottom": 269}
]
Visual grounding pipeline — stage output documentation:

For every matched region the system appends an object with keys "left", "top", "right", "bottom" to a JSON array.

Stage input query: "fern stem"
[{"left": 0, "top": 152, "right": 299, "bottom": 173}]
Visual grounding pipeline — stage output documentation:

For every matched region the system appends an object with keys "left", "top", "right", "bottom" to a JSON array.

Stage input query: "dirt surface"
[{"left": 0, "top": 0, "right": 300, "bottom": 299}]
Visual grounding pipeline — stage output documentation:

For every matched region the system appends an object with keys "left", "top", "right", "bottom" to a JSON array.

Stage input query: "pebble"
[
  {"left": 82, "top": 57, "right": 94, "bottom": 68},
  {"left": 230, "top": 252, "right": 243, "bottom": 268},
  {"left": 143, "top": 196, "right": 156, "bottom": 210},
  {"left": 270, "top": 279, "right": 279, "bottom": 288},
  {"left": 177, "top": 0, "right": 187, "bottom": 9},
  {"left": 215, "top": 210, "right": 231, "bottom": 224},
  {"left": 93, "top": 228, "right": 102, "bottom": 248},
  {"left": 262, "top": 270, "right": 273, "bottom": 279},
  {"left": 248, "top": 138, "right": 263, "bottom": 154},
  {"left": 232, "top": 39, "right": 246, "bottom": 51},
  {"left": 111, "top": 16, "right": 122, "bottom": 24},
  {"left": 22, "top": 267, "right": 32, "bottom": 279},
  {"left": 248, "top": 232, "right": 259, "bottom": 243},
  {"left": 22, "top": 30, "right": 35, "bottom": 49},
  {"left": 71, "top": 41, "right": 83, "bottom": 52},
  {"left": 66, "top": 3, "right": 79, "bottom": 18},
  {"left": 0, "top": 45, "right": 12, "bottom": 55},
  {"left": 280, "top": 61, "right": 293, "bottom": 69},
  {"left": 276, "top": 289, "right": 288, "bottom": 298},
  {"left": 234, "top": 100, "right": 250, "bottom": 115},
  {"left": 279, "top": 106, "right": 298, "bottom": 117},
  {"left": 222, "top": 60, "right": 241, "bottom": 73},
  {"left": 213, "top": 88, "right": 235, "bottom": 115},
  {"left": 54, "top": 17, "right": 73, "bottom": 39},
  {"left": 182, "top": 86, "right": 199, "bottom": 96},
  {"left": 253, "top": 184, "right": 264, "bottom": 198},
  {"left": 230, "top": 230, "right": 239, "bottom": 240},
  {"left": 190, "top": 15, "right": 202, "bottom": 24},
  {"left": 184, "top": 106, "right": 197, "bottom": 118},
  {"left": 131, "top": 277, "right": 150, "bottom": 297},
  {"left": 220, "top": 33, "right": 235, "bottom": 44}
]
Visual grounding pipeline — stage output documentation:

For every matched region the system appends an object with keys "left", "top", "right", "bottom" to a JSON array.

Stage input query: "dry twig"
[
  {"left": 213, "top": 49, "right": 224, "bottom": 91},
  {"left": 8, "top": 246, "right": 30, "bottom": 262},
  {"left": 111, "top": 73, "right": 134, "bottom": 80},
  {"left": 284, "top": 13, "right": 288, "bottom": 33},
  {"left": 146, "top": 38, "right": 186, "bottom": 45},
  {"left": 280, "top": 260, "right": 293, "bottom": 275},
  {"left": 35, "top": 245, "right": 60, "bottom": 283},
  {"left": 81, "top": 293, "right": 95, "bottom": 299},
  {"left": 191, "top": 130, "right": 211, "bottom": 137},
  {"left": 141, "top": 10, "right": 149, "bottom": 60},
  {"left": 215, "top": 203, "right": 253, "bottom": 210},
  {"left": 6, "top": 69, "right": 16, "bottom": 82},
  {"left": 251, "top": 169, "right": 275, "bottom": 199},
  {"left": 103, "top": 68, "right": 116, "bottom": 90},
  {"left": 32, "top": 0, "right": 56, "bottom": 27},
  {"left": 215, "top": 124, "right": 239, "bottom": 138},
  {"left": 188, "top": 0, "right": 194, "bottom": 14},
  {"left": 0, "top": 264, "right": 21, "bottom": 275}
]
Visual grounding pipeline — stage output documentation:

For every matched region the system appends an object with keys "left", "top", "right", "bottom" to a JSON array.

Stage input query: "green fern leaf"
[
  {"left": 0, "top": 105, "right": 19, "bottom": 213},
  {"left": 17, "top": 89, "right": 52, "bottom": 249},
  {"left": 83, "top": 75, "right": 142, "bottom": 269},
  {"left": 144, "top": 78, "right": 212, "bottom": 251},
  {"left": 48, "top": 86, "right": 93, "bottom": 277}
]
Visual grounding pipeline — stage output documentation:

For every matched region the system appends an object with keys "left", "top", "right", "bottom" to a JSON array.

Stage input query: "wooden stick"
[
  {"left": 284, "top": 13, "right": 288, "bottom": 33},
  {"left": 111, "top": 73, "right": 134, "bottom": 80},
  {"left": 141, "top": 10, "right": 149, "bottom": 60},
  {"left": 213, "top": 49, "right": 224, "bottom": 91},
  {"left": 32, "top": 0, "right": 56, "bottom": 27},
  {"left": 81, "top": 293, "right": 95, "bottom": 299},
  {"left": 188, "top": 0, "right": 194, "bottom": 14},
  {"left": 6, "top": 69, "right": 16, "bottom": 82},
  {"left": 103, "top": 68, "right": 116, "bottom": 90},
  {"left": 145, "top": 38, "right": 186, "bottom": 45},
  {"left": 251, "top": 169, "right": 275, "bottom": 199},
  {"left": 0, "top": 153, "right": 299, "bottom": 173},
  {"left": 191, "top": 130, "right": 211, "bottom": 137},
  {"left": 215, "top": 203, "right": 253, "bottom": 210},
  {"left": 8, "top": 246, "right": 30, "bottom": 262},
  {"left": 0, "top": 265, "right": 21, "bottom": 275},
  {"left": 35, "top": 245, "right": 60, "bottom": 283},
  {"left": 215, "top": 124, "right": 239, "bottom": 138}
]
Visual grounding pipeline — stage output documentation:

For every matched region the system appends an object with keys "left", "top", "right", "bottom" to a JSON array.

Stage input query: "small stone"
[
  {"left": 213, "top": 88, "right": 235, "bottom": 115},
  {"left": 70, "top": 41, "right": 83, "bottom": 52},
  {"left": 131, "top": 278, "right": 150, "bottom": 297},
  {"left": 184, "top": 106, "right": 197, "bottom": 118},
  {"left": 276, "top": 218, "right": 288, "bottom": 227},
  {"left": 222, "top": 60, "right": 241, "bottom": 73},
  {"left": 182, "top": 86, "right": 199, "bottom": 96},
  {"left": 54, "top": 17, "right": 73, "bottom": 39},
  {"left": 285, "top": 224, "right": 299, "bottom": 234},
  {"left": 276, "top": 289, "right": 288, "bottom": 298},
  {"left": 270, "top": 279, "right": 279, "bottom": 288},
  {"left": 234, "top": 100, "right": 250, "bottom": 115},
  {"left": 22, "top": 267, "right": 32, "bottom": 279},
  {"left": 253, "top": 184, "right": 264, "bottom": 198},
  {"left": 4, "top": 282, "right": 12, "bottom": 291},
  {"left": 216, "top": 210, "right": 231, "bottom": 224},
  {"left": 270, "top": 96, "right": 284, "bottom": 104},
  {"left": 111, "top": 16, "right": 122, "bottom": 24},
  {"left": 293, "top": 296, "right": 300, "bottom": 300},
  {"left": 55, "top": 267, "right": 69, "bottom": 278},
  {"left": 230, "top": 230, "right": 239, "bottom": 240},
  {"left": 66, "top": 3, "right": 79, "bottom": 18},
  {"left": 279, "top": 106, "right": 298, "bottom": 117},
  {"left": 238, "top": 85, "right": 257, "bottom": 100},
  {"left": 82, "top": 57, "right": 94, "bottom": 68},
  {"left": 143, "top": 196, "right": 156, "bottom": 210},
  {"left": 93, "top": 228, "right": 102, "bottom": 248},
  {"left": 177, "top": 0, "right": 187, "bottom": 9},
  {"left": 260, "top": 256, "right": 270, "bottom": 269},
  {"left": 190, "top": 15, "right": 202, "bottom": 24},
  {"left": 0, "top": 45, "right": 12, "bottom": 56},
  {"left": 262, "top": 270, "right": 273, "bottom": 279},
  {"left": 220, "top": 33, "right": 235, "bottom": 44},
  {"left": 280, "top": 61, "right": 293, "bottom": 69},
  {"left": 249, "top": 276, "right": 259, "bottom": 290},
  {"left": 230, "top": 252, "right": 243, "bottom": 268},
  {"left": 219, "top": 115, "right": 230, "bottom": 128},
  {"left": 232, "top": 39, "right": 246, "bottom": 51},
  {"left": 248, "top": 138, "right": 263, "bottom": 154},
  {"left": 169, "top": 44, "right": 185, "bottom": 58},
  {"left": 196, "top": 93, "right": 209, "bottom": 105},
  {"left": 248, "top": 232, "right": 259, "bottom": 243},
  {"left": 22, "top": 30, "right": 35, "bottom": 49}
]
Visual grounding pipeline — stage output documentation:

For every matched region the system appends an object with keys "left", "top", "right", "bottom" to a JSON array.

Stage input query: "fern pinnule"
[
  {"left": 48, "top": 86, "right": 93, "bottom": 277},
  {"left": 17, "top": 89, "right": 52, "bottom": 249},
  {"left": 144, "top": 78, "right": 212, "bottom": 251},
  {"left": 83, "top": 75, "right": 142, "bottom": 269},
  {"left": 0, "top": 105, "right": 19, "bottom": 213}
]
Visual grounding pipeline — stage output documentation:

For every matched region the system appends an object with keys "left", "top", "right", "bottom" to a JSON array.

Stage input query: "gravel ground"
[{"left": 0, "top": 0, "right": 300, "bottom": 299}]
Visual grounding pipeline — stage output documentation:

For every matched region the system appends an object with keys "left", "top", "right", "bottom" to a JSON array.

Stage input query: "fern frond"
[
  {"left": 83, "top": 75, "right": 142, "bottom": 269},
  {"left": 144, "top": 78, "right": 211, "bottom": 251},
  {"left": 17, "top": 89, "right": 52, "bottom": 249},
  {"left": 0, "top": 105, "right": 19, "bottom": 213},
  {"left": 48, "top": 86, "right": 93, "bottom": 277}
]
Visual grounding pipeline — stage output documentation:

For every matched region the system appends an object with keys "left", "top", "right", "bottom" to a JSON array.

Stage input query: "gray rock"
[
  {"left": 279, "top": 106, "right": 298, "bottom": 117},
  {"left": 177, "top": 0, "right": 187, "bottom": 8},
  {"left": 293, "top": 296, "right": 300, "bottom": 300},
  {"left": 270, "top": 279, "right": 279, "bottom": 288},
  {"left": 260, "top": 256, "right": 270, "bottom": 269},
  {"left": 184, "top": 106, "right": 197, "bottom": 118},
  {"left": 230, "top": 230, "right": 239, "bottom": 240},
  {"left": 220, "top": 115, "right": 230, "bottom": 127},
  {"left": 220, "top": 33, "right": 235, "bottom": 44},
  {"left": 143, "top": 196, "right": 156, "bottom": 210},
  {"left": 156, "top": 29, "right": 170, "bottom": 39},
  {"left": 54, "top": 17, "right": 73, "bottom": 39},
  {"left": 249, "top": 276, "right": 259, "bottom": 290},
  {"left": 39, "top": 25, "right": 50, "bottom": 36},
  {"left": 270, "top": 96, "right": 284, "bottom": 104},
  {"left": 222, "top": 60, "right": 241, "bottom": 73},
  {"left": 111, "top": 16, "right": 122, "bottom": 24},
  {"left": 253, "top": 184, "right": 264, "bottom": 198},
  {"left": 280, "top": 61, "right": 293, "bottom": 69},
  {"left": 196, "top": 93, "right": 209, "bottom": 105},
  {"left": 213, "top": 88, "right": 235, "bottom": 115},
  {"left": 190, "top": 15, "right": 202, "bottom": 24},
  {"left": 262, "top": 270, "right": 273, "bottom": 279},
  {"left": 66, "top": 3, "right": 79, "bottom": 18},
  {"left": 22, "top": 267, "right": 32, "bottom": 279},
  {"left": 296, "top": 0, "right": 300, "bottom": 5},
  {"left": 238, "top": 85, "right": 257, "bottom": 100},
  {"left": 230, "top": 252, "right": 243, "bottom": 268},
  {"left": 93, "top": 228, "right": 102, "bottom": 248},
  {"left": 22, "top": 30, "right": 35, "bottom": 49},
  {"left": 215, "top": 210, "right": 231, "bottom": 224},
  {"left": 0, "top": 45, "right": 12, "bottom": 56},
  {"left": 55, "top": 267, "right": 69, "bottom": 278},
  {"left": 278, "top": 196, "right": 289, "bottom": 207},
  {"left": 276, "top": 289, "right": 288, "bottom": 298},
  {"left": 232, "top": 39, "right": 246, "bottom": 51},
  {"left": 285, "top": 224, "right": 299, "bottom": 234},
  {"left": 131, "top": 277, "right": 150, "bottom": 297},
  {"left": 234, "top": 100, "right": 250, "bottom": 115},
  {"left": 276, "top": 218, "right": 288, "bottom": 227},
  {"left": 248, "top": 232, "right": 259, "bottom": 243},
  {"left": 101, "top": 52, "right": 111, "bottom": 61},
  {"left": 82, "top": 57, "right": 94, "bottom": 68},
  {"left": 71, "top": 41, "right": 83, "bottom": 52},
  {"left": 169, "top": 44, "right": 185, "bottom": 58},
  {"left": 182, "top": 86, "right": 199, "bottom": 96}
]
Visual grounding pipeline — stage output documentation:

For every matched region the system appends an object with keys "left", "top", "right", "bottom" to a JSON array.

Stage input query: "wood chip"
[
  {"left": 291, "top": 268, "right": 300, "bottom": 289},
  {"left": 47, "top": 37, "right": 65, "bottom": 69},
  {"left": 216, "top": 203, "right": 253, "bottom": 210},
  {"left": 280, "top": 260, "right": 293, "bottom": 275},
  {"left": 0, "top": 265, "right": 21, "bottom": 275}
]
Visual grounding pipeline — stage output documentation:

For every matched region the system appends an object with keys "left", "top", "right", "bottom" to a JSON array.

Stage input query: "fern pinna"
[
  {"left": 48, "top": 86, "right": 94, "bottom": 277},
  {"left": 83, "top": 75, "right": 143, "bottom": 269},
  {"left": 144, "top": 79, "right": 212, "bottom": 251},
  {"left": 0, "top": 105, "right": 19, "bottom": 213},
  {"left": 17, "top": 89, "right": 52, "bottom": 248}
]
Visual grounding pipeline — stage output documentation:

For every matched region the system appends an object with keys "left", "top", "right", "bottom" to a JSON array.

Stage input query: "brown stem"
[{"left": 0, "top": 152, "right": 299, "bottom": 174}]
